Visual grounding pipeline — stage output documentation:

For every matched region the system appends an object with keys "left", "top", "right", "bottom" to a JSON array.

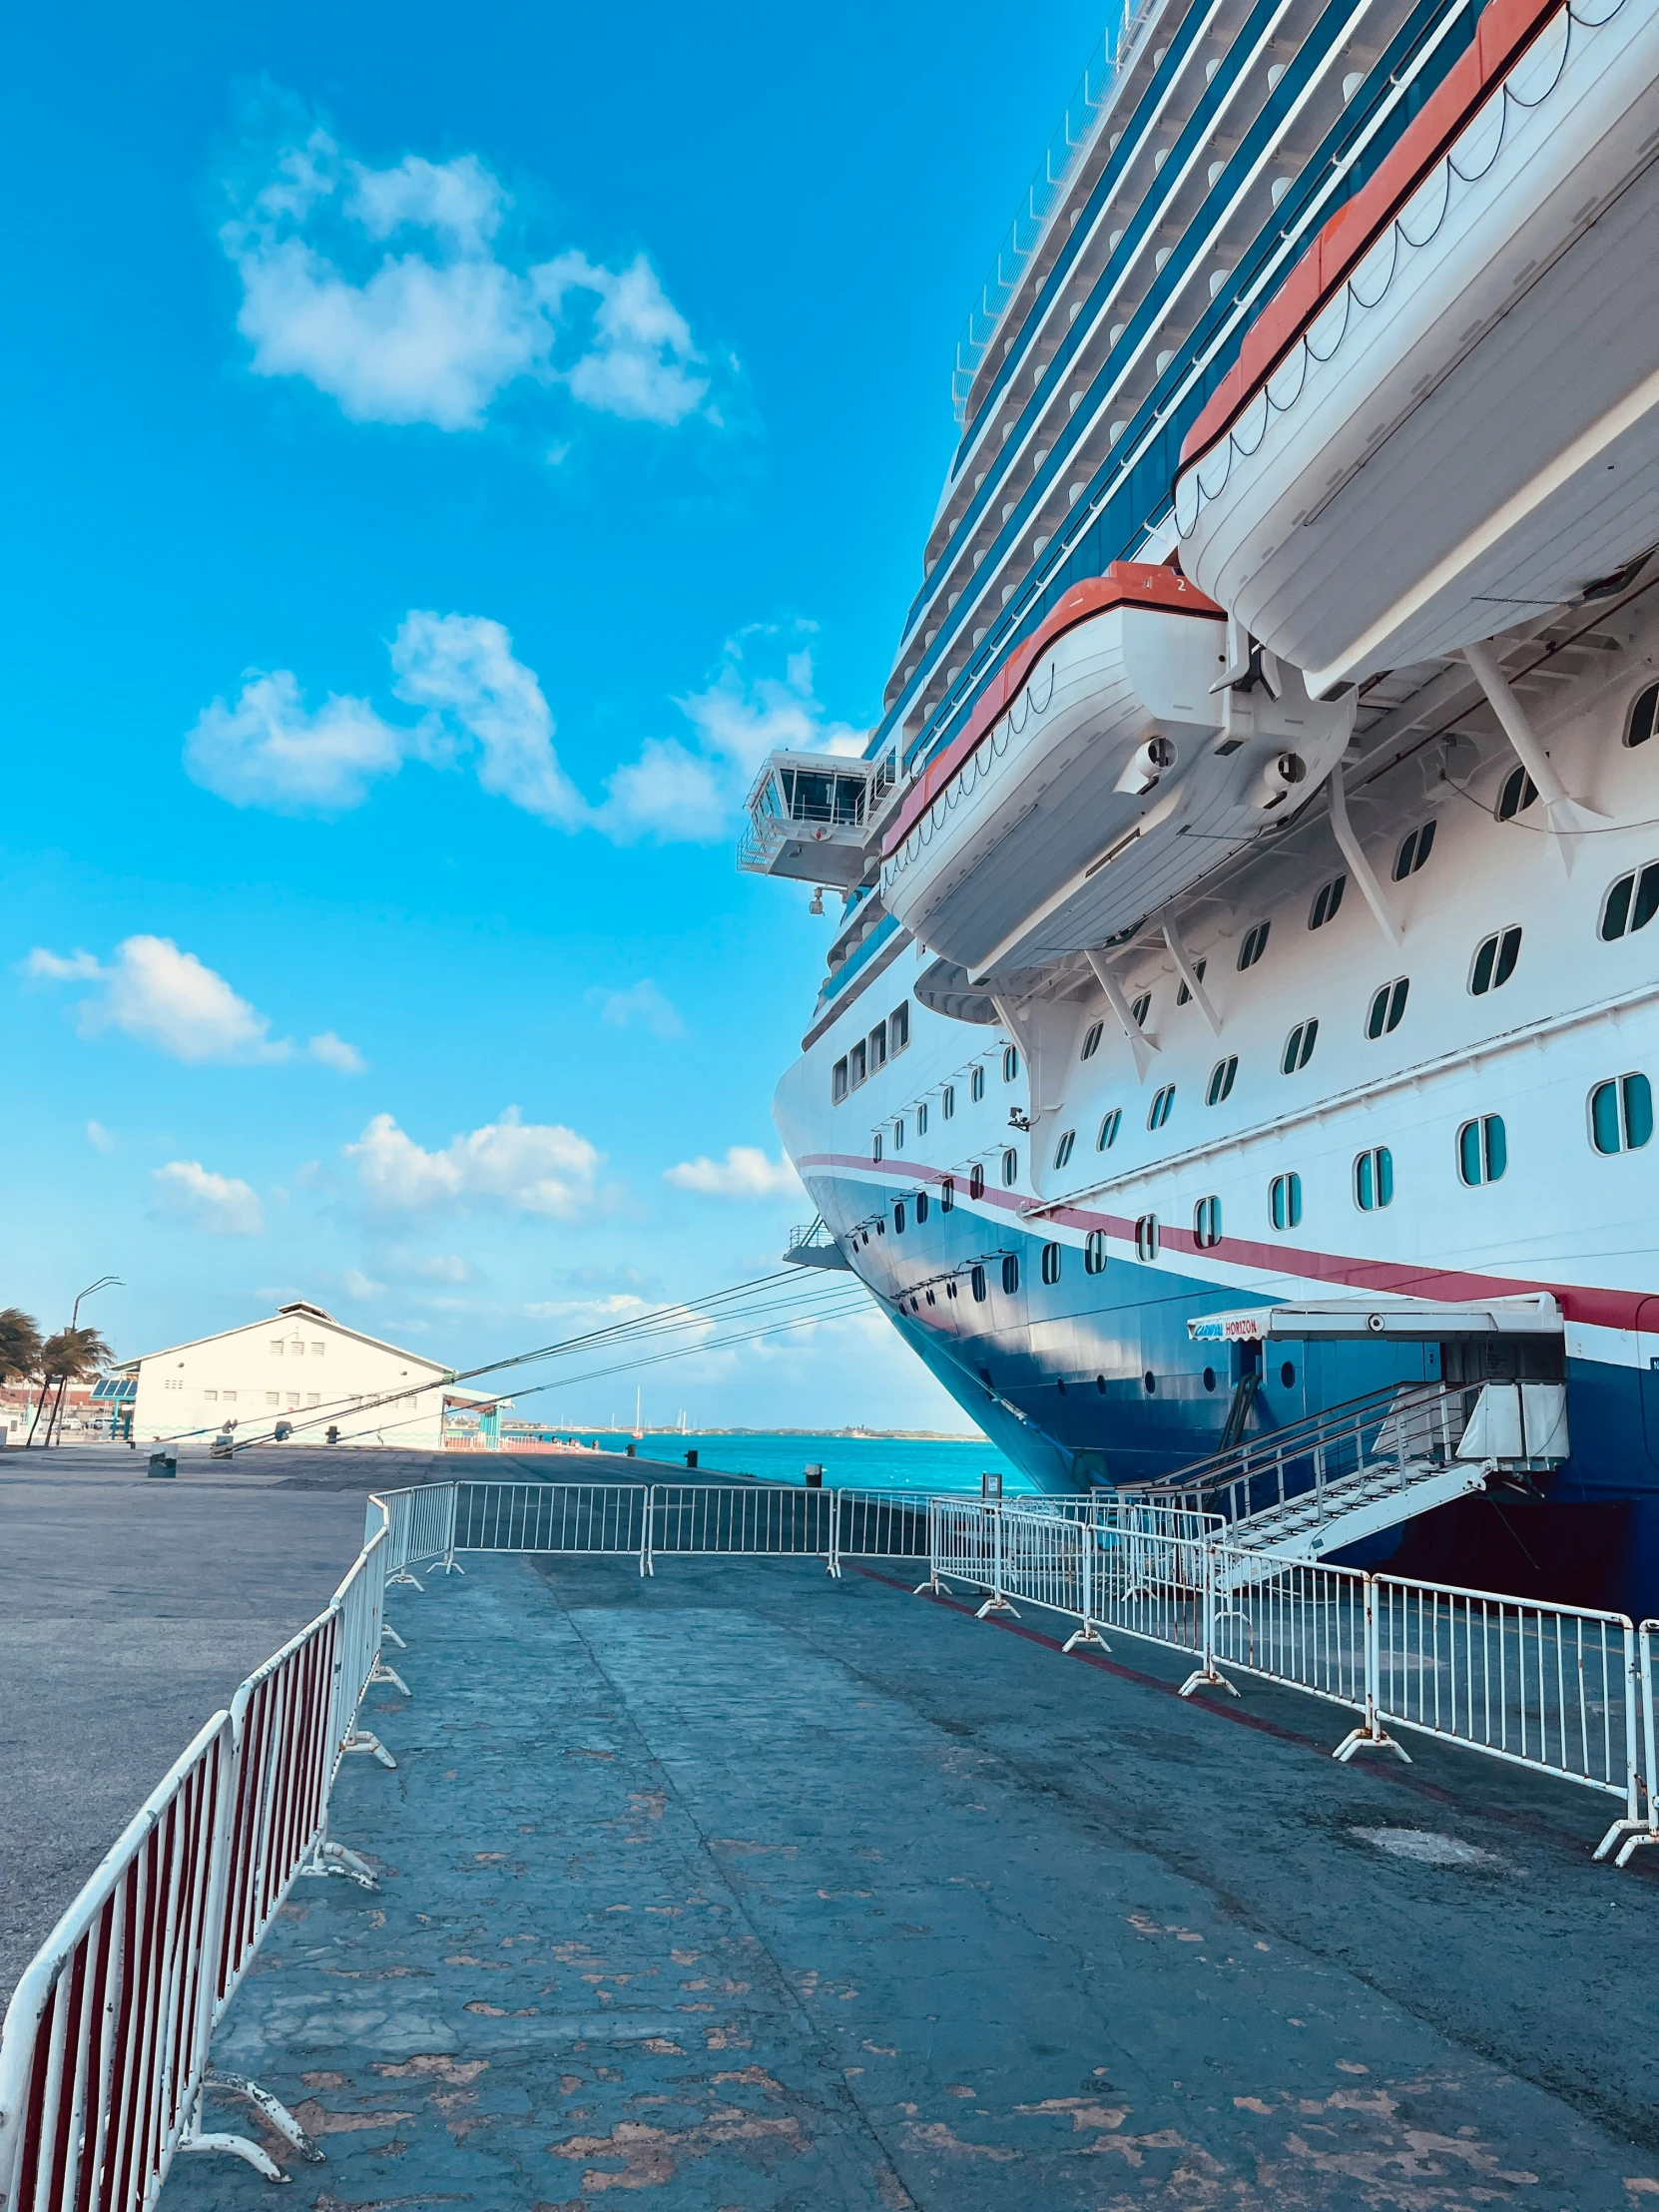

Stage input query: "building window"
[
  {"left": 1238, "top": 920, "right": 1271, "bottom": 970},
  {"left": 1002, "top": 1044, "right": 1019, "bottom": 1082},
  {"left": 1193, "top": 1195, "right": 1223, "bottom": 1249},
  {"left": 1147, "top": 1084, "right": 1175, "bottom": 1131},
  {"left": 832, "top": 1058, "right": 849, "bottom": 1103},
  {"left": 1053, "top": 1128, "right": 1076, "bottom": 1170},
  {"left": 1080, "top": 1020, "right": 1104, "bottom": 1061},
  {"left": 872, "top": 1132, "right": 883, "bottom": 1163},
  {"left": 285, "top": 1391, "right": 300, "bottom": 1408},
  {"left": 266, "top": 1390, "right": 279, "bottom": 1405},
  {"left": 868, "top": 1024, "right": 887, "bottom": 1072},
  {"left": 270, "top": 1341, "right": 283, "bottom": 1356},
  {"left": 1269, "top": 1171, "right": 1303, "bottom": 1230},
  {"left": 1497, "top": 765, "right": 1538, "bottom": 821},
  {"left": 306, "top": 1392, "right": 321, "bottom": 1406},
  {"left": 1084, "top": 1229, "right": 1107, "bottom": 1275},
  {"left": 1458, "top": 1115, "right": 1507, "bottom": 1186},
  {"left": 1355, "top": 1145, "right": 1394, "bottom": 1211},
  {"left": 1310, "top": 875, "right": 1346, "bottom": 929},
  {"left": 1590, "top": 1072, "right": 1654, "bottom": 1155},
  {"left": 969, "top": 1163, "right": 985, "bottom": 1200},
  {"left": 940, "top": 1177, "right": 954, "bottom": 1212},
  {"left": 889, "top": 1003, "right": 910, "bottom": 1055},
  {"left": 893, "top": 1201, "right": 906, "bottom": 1234},
  {"left": 1282, "top": 1019, "right": 1318, "bottom": 1074},
  {"left": 1626, "top": 682, "right": 1659, "bottom": 748},
  {"left": 1001, "top": 1254, "right": 1021, "bottom": 1295},
  {"left": 1097, "top": 1108, "right": 1122, "bottom": 1151},
  {"left": 1206, "top": 1056, "right": 1238, "bottom": 1106},
  {"left": 915, "top": 1190, "right": 929, "bottom": 1224},
  {"left": 1131, "top": 991, "right": 1151, "bottom": 1028},
  {"left": 893, "top": 1118, "right": 905, "bottom": 1151},
  {"left": 970, "top": 1065, "right": 985, "bottom": 1103},
  {"left": 222, "top": 1390, "right": 236, "bottom": 1404},
  {"left": 971, "top": 1265, "right": 987, "bottom": 1302},
  {"left": 1601, "top": 864, "right": 1659, "bottom": 941},
  {"left": 1001, "top": 1147, "right": 1018, "bottom": 1186},
  {"left": 1135, "top": 1214, "right": 1160, "bottom": 1262},
  {"left": 1040, "top": 1241, "right": 1062, "bottom": 1286},
  {"left": 849, "top": 1039, "right": 867, "bottom": 1087},
  {"left": 941, "top": 1085, "right": 955, "bottom": 1119},
  {"left": 203, "top": 1388, "right": 218, "bottom": 1402},
  {"left": 1366, "top": 978, "right": 1409, "bottom": 1038},
  {"left": 1393, "top": 821, "right": 1436, "bottom": 879},
  {"left": 1177, "top": 959, "right": 1208, "bottom": 1007}
]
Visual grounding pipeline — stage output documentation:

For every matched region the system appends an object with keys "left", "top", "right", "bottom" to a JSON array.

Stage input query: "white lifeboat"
[
  {"left": 878, "top": 563, "right": 1352, "bottom": 982},
  {"left": 1174, "top": 0, "right": 1659, "bottom": 696}
]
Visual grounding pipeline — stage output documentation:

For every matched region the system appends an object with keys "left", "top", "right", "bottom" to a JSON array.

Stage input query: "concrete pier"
[{"left": 156, "top": 1547, "right": 1659, "bottom": 2209}]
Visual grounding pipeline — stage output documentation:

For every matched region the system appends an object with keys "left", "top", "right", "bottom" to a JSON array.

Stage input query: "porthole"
[
  {"left": 1238, "top": 920, "right": 1271, "bottom": 971},
  {"left": 1134, "top": 1213, "right": 1160, "bottom": 1262},
  {"left": 1366, "top": 977, "right": 1409, "bottom": 1038},
  {"left": 1206, "top": 1055, "right": 1238, "bottom": 1106},
  {"left": 1497, "top": 765, "right": 1538, "bottom": 822},
  {"left": 1001, "top": 1147, "right": 1018, "bottom": 1186},
  {"left": 1457, "top": 1115, "right": 1507, "bottom": 1187},
  {"left": 940, "top": 1177, "right": 955, "bottom": 1212},
  {"left": 1309, "top": 875, "right": 1346, "bottom": 930},
  {"left": 1053, "top": 1128, "right": 1076, "bottom": 1170},
  {"left": 946, "top": 1280, "right": 957, "bottom": 1300},
  {"left": 1280, "top": 1362, "right": 1297, "bottom": 1389},
  {"left": 1626, "top": 682, "right": 1659, "bottom": 748},
  {"left": 1001, "top": 1254, "right": 1020, "bottom": 1295},
  {"left": 1143, "top": 1371, "right": 1157, "bottom": 1395},
  {"left": 915, "top": 1190, "right": 929, "bottom": 1224},
  {"left": 1282, "top": 1018, "right": 1318, "bottom": 1074},
  {"left": 1269, "top": 1171, "right": 1303, "bottom": 1231},
  {"left": 970, "top": 1265, "right": 987, "bottom": 1302},
  {"left": 1601, "top": 863, "right": 1659, "bottom": 941},
  {"left": 1193, "top": 1195, "right": 1223, "bottom": 1249},
  {"left": 893, "top": 1201, "right": 905, "bottom": 1234},
  {"left": 1469, "top": 927, "right": 1521, "bottom": 995},
  {"left": 1392, "top": 821, "right": 1436, "bottom": 880},
  {"left": 1203, "top": 1367, "right": 1217, "bottom": 1391},
  {"left": 916, "top": 1102, "right": 928, "bottom": 1137},
  {"left": 1097, "top": 1108, "right": 1122, "bottom": 1151},
  {"left": 1131, "top": 991, "right": 1152, "bottom": 1028},
  {"left": 970, "top": 1065, "right": 986, "bottom": 1103},
  {"left": 872, "top": 1132, "right": 883, "bottom": 1163},
  {"left": 1354, "top": 1145, "right": 1394, "bottom": 1211},
  {"left": 1040, "top": 1242, "right": 1062, "bottom": 1286},
  {"left": 1083, "top": 1229, "right": 1107, "bottom": 1275},
  {"left": 1095, "top": 1375, "right": 1107, "bottom": 1393},
  {"left": 941, "top": 1085, "right": 955, "bottom": 1120},
  {"left": 1148, "top": 1084, "right": 1176, "bottom": 1131},
  {"left": 1177, "top": 958, "right": 1208, "bottom": 1007},
  {"left": 1589, "top": 1072, "right": 1654, "bottom": 1156},
  {"left": 892, "top": 1118, "right": 905, "bottom": 1151},
  {"left": 1002, "top": 1045, "right": 1019, "bottom": 1082},
  {"left": 969, "top": 1163, "right": 985, "bottom": 1201},
  {"left": 1080, "top": 1020, "right": 1104, "bottom": 1061}
]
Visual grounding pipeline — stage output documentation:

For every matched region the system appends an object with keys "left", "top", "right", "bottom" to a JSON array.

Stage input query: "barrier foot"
[
  {"left": 438, "top": 1553, "right": 465, "bottom": 1575},
  {"left": 1179, "top": 1665, "right": 1239, "bottom": 1700},
  {"left": 198, "top": 2068, "right": 325, "bottom": 2165},
  {"left": 1063, "top": 1623, "right": 1110, "bottom": 1653},
  {"left": 299, "top": 1837, "right": 379, "bottom": 1889},
  {"left": 386, "top": 1566, "right": 424, "bottom": 1590},
  {"left": 914, "top": 1574, "right": 951, "bottom": 1596},
  {"left": 369, "top": 1659, "right": 410, "bottom": 1696},
  {"left": 1334, "top": 1724, "right": 1410, "bottom": 1765},
  {"left": 381, "top": 1622, "right": 408, "bottom": 1650},
  {"left": 1595, "top": 1816, "right": 1657, "bottom": 1865},
  {"left": 179, "top": 2126, "right": 286, "bottom": 2182},
  {"left": 976, "top": 1595, "right": 1019, "bottom": 1619},
  {"left": 342, "top": 1730, "right": 397, "bottom": 1769}
]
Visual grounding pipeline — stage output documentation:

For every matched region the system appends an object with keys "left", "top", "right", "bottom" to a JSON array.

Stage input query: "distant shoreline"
[{"left": 511, "top": 1426, "right": 989, "bottom": 1443}]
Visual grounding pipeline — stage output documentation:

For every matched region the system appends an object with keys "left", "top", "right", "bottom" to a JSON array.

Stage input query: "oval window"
[
  {"left": 970, "top": 1265, "right": 987, "bottom": 1302},
  {"left": 1000, "top": 1254, "right": 1020, "bottom": 1295},
  {"left": 1097, "top": 1109, "right": 1122, "bottom": 1151},
  {"left": 1080, "top": 1021, "right": 1104, "bottom": 1061},
  {"left": 1040, "top": 1242, "right": 1061, "bottom": 1286},
  {"left": 1083, "top": 1229, "right": 1107, "bottom": 1275},
  {"left": 1002, "top": 1148, "right": 1018, "bottom": 1187},
  {"left": 969, "top": 1163, "right": 985, "bottom": 1201}
]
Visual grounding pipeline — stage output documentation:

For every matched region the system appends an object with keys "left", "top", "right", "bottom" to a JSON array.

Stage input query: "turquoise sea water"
[{"left": 550, "top": 1429, "right": 1031, "bottom": 1495}]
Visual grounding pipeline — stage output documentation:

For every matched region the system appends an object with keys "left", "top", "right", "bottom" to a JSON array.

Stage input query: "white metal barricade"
[
  {"left": 451, "top": 1481, "right": 652, "bottom": 1571},
  {"left": 1597, "top": 1618, "right": 1659, "bottom": 1866},
  {"left": 649, "top": 1484, "right": 834, "bottom": 1571},
  {"left": 1202, "top": 1544, "right": 1371, "bottom": 1731},
  {"left": 827, "top": 1489, "right": 932, "bottom": 1576}
]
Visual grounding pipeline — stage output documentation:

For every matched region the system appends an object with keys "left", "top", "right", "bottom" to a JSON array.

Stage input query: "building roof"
[{"left": 111, "top": 1306, "right": 454, "bottom": 1380}]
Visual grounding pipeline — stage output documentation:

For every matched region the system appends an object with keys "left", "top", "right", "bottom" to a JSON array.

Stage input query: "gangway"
[{"left": 1125, "top": 1379, "right": 1568, "bottom": 1587}]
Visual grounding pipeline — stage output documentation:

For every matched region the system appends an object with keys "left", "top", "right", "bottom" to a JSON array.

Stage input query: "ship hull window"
[
  {"left": 1590, "top": 1072, "right": 1653, "bottom": 1155},
  {"left": 1269, "top": 1171, "right": 1302, "bottom": 1230},
  {"left": 1355, "top": 1146, "right": 1393, "bottom": 1211},
  {"left": 1458, "top": 1115, "right": 1507, "bottom": 1186},
  {"left": 1084, "top": 1230, "right": 1107, "bottom": 1275}
]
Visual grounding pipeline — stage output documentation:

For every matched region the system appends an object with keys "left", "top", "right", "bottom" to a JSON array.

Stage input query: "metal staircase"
[{"left": 1125, "top": 1379, "right": 1569, "bottom": 1583}]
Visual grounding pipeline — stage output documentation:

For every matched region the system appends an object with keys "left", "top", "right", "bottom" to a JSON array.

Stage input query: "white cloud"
[
  {"left": 21, "top": 935, "right": 364, "bottom": 1072},
  {"left": 590, "top": 979, "right": 685, "bottom": 1038},
  {"left": 85, "top": 1120, "right": 117, "bottom": 1153},
  {"left": 346, "top": 1106, "right": 603, "bottom": 1218},
  {"left": 152, "top": 1160, "right": 264, "bottom": 1236},
  {"left": 221, "top": 115, "right": 709, "bottom": 433},
  {"left": 401, "top": 1253, "right": 474, "bottom": 1284},
  {"left": 663, "top": 1146, "right": 801, "bottom": 1200},
  {"left": 184, "top": 669, "right": 412, "bottom": 814},
  {"left": 341, "top": 1268, "right": 384, "bottom": 1300},
  {"left": 390, "top": 611, "right": 589, "bottom": 828}
]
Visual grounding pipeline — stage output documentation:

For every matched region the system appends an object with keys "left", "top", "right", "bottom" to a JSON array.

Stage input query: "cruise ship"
[{"left": 744, "top": 0, "right": 1659, "bottom": 1615}]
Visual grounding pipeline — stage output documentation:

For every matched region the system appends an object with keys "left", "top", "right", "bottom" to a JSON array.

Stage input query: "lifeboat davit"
[
  {"left": 878, "top": 564, "right": 1353, "bottom": 981},
  {"left": 1175, "top": 0, "right": 1659, "bottom": 696}
]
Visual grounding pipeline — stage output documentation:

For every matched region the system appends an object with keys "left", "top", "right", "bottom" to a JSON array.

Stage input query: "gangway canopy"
[{"left": 1188, "top": 1293, "right": 1562, "bottom": 1344}]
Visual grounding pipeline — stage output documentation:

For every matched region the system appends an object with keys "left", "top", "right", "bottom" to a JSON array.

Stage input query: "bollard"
[
  {"left": 804, "top": 1462, "right": 824, "bottom": 1489},
  {"left": 148, "top": 1449, "right": 177, "bottom": 1479},
  {"left": 685, "top": 1447, "right": 699, "bottom": 1468}
]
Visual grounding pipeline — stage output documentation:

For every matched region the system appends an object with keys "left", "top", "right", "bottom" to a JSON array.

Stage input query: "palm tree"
[
  {"left": 35, "top": 1326, "right": 111, "bottom": 1447},
  {"left": 0, "top": 1308, "right": 43, "bottom": 1383}
]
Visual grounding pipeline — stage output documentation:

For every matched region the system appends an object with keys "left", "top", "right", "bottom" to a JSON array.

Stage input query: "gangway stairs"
[{"left": 1125, "top": 1379, "right": 1569, "bottom": 1588}]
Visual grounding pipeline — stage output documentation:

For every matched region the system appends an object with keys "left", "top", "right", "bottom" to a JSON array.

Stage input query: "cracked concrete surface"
[{"left": 159, "top": 1551, "right": 1659, "bottom": 2209}]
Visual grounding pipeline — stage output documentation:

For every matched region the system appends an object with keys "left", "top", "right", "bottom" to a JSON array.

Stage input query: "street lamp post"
[{"left": 36, "top": 1276, "right": 123, "bottom": 1448}]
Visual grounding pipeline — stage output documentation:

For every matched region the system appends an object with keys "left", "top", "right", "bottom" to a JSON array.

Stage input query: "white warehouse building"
[{"left": 117, "top": 1301, "right": 487, "bottom": 1448}]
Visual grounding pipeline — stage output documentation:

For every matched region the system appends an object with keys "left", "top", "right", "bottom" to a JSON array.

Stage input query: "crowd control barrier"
[{"left": 0, "top": 1497, "right": 408, "bottom": 2207}]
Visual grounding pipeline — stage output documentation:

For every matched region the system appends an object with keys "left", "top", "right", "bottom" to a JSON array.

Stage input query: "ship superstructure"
[{"left": 744, "top": 0, "right": 1659, "bottom": 1614}]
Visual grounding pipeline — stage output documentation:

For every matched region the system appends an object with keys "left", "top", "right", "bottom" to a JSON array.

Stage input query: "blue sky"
[{"left": 2, "top": 0, "right": 1103, "bottom": 1427}]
